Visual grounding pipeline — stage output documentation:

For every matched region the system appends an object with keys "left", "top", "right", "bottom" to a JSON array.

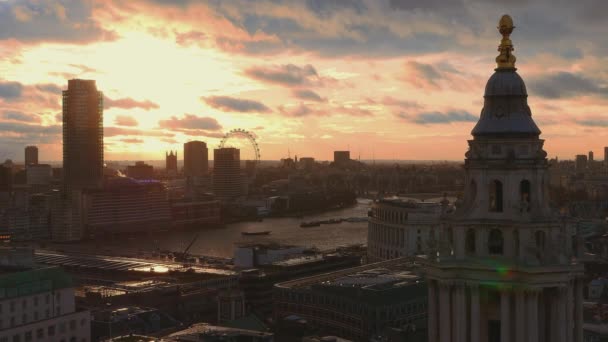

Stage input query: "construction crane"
[{"left": 173, "top": 233, "right": 199, "bottom": 264}]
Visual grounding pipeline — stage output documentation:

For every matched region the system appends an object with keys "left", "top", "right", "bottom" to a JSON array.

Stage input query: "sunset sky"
[{"left": 0, "top": 0, "right": 607, "bottom": 162}]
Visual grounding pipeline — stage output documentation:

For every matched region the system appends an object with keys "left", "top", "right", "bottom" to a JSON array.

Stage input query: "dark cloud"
[
  {"left": 35, "top": 83, "right": 62, "bottom": 95},
  {"left": 293, "top": 89, "right": 325, "bottom": 102},
  {"left": 120, "top": 138, "right": 144, "bottom": 144},
  {"left": 104, "top": 97, "right": 160, "bottom": 110},
  {"left": 278, "top": 104, "right": 317, "bottom": 117},
  {"left": 528, "top": 72, "right": 608, "bottom": 99},
  {"left": 0, "top": 1, "right": 117, "bottom": 44},
  {"left": 114, "top": 115, "right": 139, "bottom": 127},
  {"left": 159, "top": 114, "right": 223, "bottom": 131},
  {"left": 244, "top": 64, "right": 318, "bottom": 87},
  {"left": 402, "top": 110, "right": 478, "bottom": 124},
  {"left": 2, "top": 111, "right": 41, "bottom": 123},
  {"left": 175, "top": 30, "right": 207, "bottom": 46},
  {"left": 104, "top": 127, "right": 172, "bottom": 138},
  {"left": 203, "top": 96, "right": 271, "bottom": 113},
  {"left": 0, "top": 81, "right": 23, "bottom": 100},
  {"left": 575, "top": 118, "right": 608, "bottom": 127}
]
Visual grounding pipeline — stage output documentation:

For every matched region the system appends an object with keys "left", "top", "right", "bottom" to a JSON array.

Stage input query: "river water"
[{"left": 81, "top": 198, "right": 373, "bottom": 259}]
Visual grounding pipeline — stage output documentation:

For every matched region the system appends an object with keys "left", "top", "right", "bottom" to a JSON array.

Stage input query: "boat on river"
[{"left": 241, "top": 231, "right": 271, "bottom": 236}]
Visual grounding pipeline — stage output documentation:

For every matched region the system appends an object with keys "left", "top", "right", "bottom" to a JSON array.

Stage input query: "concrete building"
[
  {"left": 299, "top": 157, "right": 315, "bottom": 170},
  {"left": 333, "top": 151, "right": 350, "bottom": 165},
  {"left": 422, "top": 16, "right": 585, "bottom": 342},
  {"left": 590, "top": 151, "right": 595, "bottom": 162},
  {"left": 62, "top": 79, "right": 104, "bottom": 191},
  {"left": 184, "top": 141, "right": 208, "bottom": 177},
  {"left": 166, "top": 323, "right": 274, "bottom": 341},
  {"left": 166, "top": 151, "right": 178, "bottom": 176},
  {"left": 604, "top": 147, "right": 608, "bottom": 163},
  {"left": 576, "top": 154, "right": 588, "bottom": 173},
  {"left": 0, "top": 247, "right": 90, "bottom": 342},
  {"left": 26, "top": 164, "right": 53, "bottom": 194},
  {"left": 170, "top": 198, "right": 221, "bottom": 229},
  {"left": 126, "top": 161, "right": 154, "bottom": 180},
  {"left": 82, "top": 178, "right": 171, "bottom": 235},
  {"left": 25, "top": 146, "right": 38, "bottom": 166},
  {"left": 367, "top": 198, "right": 445, "bottom": 262},
  {"left": 213, "top": 148, "right": 242, "bottom": 200},
  {"left": 218, "top": 289, "right": 246, "bottom": 323},
  {"left": 274, "top": 258, "right": 427, "bottom": 342}
]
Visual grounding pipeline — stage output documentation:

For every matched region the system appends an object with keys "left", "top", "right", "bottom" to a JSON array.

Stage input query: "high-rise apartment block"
[
  {"left": 213, "top": 148, "right": 242, "bottom": 200},
  {"left": 184, "top": 141, "right": 208, "bottom": 177},
  {"left": 62, "top": 79, "right": 104, "bottom": 191},
  {"left": 25, "top": 146, "right": 38, "bottom": 165}
]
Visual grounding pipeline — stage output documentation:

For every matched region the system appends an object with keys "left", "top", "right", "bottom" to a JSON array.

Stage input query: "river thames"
[{"left": 62, "top": 198, "right": 373, "bottom": 259}]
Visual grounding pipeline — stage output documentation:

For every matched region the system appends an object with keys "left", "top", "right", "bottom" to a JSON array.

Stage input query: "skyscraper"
[
  {"left": 424, "top": 15, "right": 583, "bottom": 342},
  {"left": 184, "top": 141, "right": 208, "bottom": 177},
  {"left": 24, "top": 145, "right": 38, "bottom": 165},
  {"left": 166, "top": 150, "right": 178, "bottom": 175},
  {"left": 213, "top": 148, "right": 242, "bottom": 200},
  {"left": 62, "top": 79, "right": 104, "bottom": 191}
]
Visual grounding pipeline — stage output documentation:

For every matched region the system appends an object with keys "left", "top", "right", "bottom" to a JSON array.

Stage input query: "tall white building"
[
  {"left": 0, "top": 248, "right": 90, "bottom": 342},
  {"left": 423, "top": 15, "right": 584, "bottom": 342}
]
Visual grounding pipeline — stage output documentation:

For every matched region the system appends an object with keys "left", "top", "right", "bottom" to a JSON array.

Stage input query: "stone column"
[
  {"left": 470, "top": 284, "right": 480, "bottom": 342},
  {"left": 501, "top": 290, "right": 511, "bottom": 342},
  {"left": 527, "top": 289, "right": 539, "bottom": 342},
  {"left": 574, "top": 279, "right": 583, "bottom": 342},
  {"left": 454, "top": 283, "right": 466, "bottom": 342},
  {"left": 515, "top": 290, "right": 526, "bottom": 342},
  {"left": 567, "top": 283, "right": 575, "bottom": 342},
  {"left": 557, "top": 287, "right": 568, "bottom": 342},
  {"left": 439, "top": 282, "right": 452, "bottom": 342},
  {"left": 428, "top": 280, "right": 438, "bottom": 342}
]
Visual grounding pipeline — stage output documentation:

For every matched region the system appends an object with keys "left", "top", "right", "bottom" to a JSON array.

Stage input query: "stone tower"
[{"left": 423, "top": 15, "right": 584, "bottom": 342}]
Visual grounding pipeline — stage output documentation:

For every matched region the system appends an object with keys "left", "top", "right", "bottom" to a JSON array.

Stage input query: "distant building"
[
  {"left": 25, "top": 145, "right": 38, "bottom": 165},
  {"left": 63, "top": 79, "right": 104, "bottom": 191},
  {"left": 299, "top": 157, "right": 315, "bottom": 170},
  {"left": 589, "top": 151, "right": 595, "bottom": 162},
  {"left": 0, "top": 164, "right": 11, "bottom": 193},
  {"left": 333, "top": 151, "right": 350, "bottom": 165},
  {"left": 367, "top": 198, "right": 445, "bottom": 262},
  {"left": 184, "top": 141, "right": 208, "bottom": 177},
  {"left": 82, "top": 178, "right": 171, "bottom": 235},
  {"left": 126, "top": 161, "right": 154, "bottom": 179},
  {"left": 213, "top": 148, "right": 242, "bottom": 200},
  {"left": 166, "top": 323, "right": 274, "bottom": 341},
  {"left": 274, "top": 258, "right": 427, "bottom": 342},
  {"left": 605, "top": 146, "right": 608, "bottom": 163},
  {"left": 166, "top": 151, "right": 178, "bottom": 176},
  {"left": 576, "top": 154, "right": 588, "bottom": 173},
  {"left": 170, "top": 198, "right": 221, "bottom": 229},
  {"left": 218, "top": 289, "right": 246, "bottom": 323},
  {"left": 26, "top": 164, "right": 53, "bottom": 193},
  {"left": 0, "top": 248, "right": 90, "bottom": 342}
]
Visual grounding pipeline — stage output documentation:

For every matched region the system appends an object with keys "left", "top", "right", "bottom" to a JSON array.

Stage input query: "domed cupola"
[{"left": 471, "top": 15, "right": 541, "bottom": 137}]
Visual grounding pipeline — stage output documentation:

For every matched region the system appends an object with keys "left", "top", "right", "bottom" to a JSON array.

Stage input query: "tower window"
[
  {"left": 465, "top": 229, "right": 476, "bottom": 255},
  {"left": 520, "top": 180, "right": 531, "bottom": 212},
  {"left": 489, "top": 180, "right": 503, "bottom": 212},
  {"left": 488, "top": 229, "right": 504, "bottom": 255}
]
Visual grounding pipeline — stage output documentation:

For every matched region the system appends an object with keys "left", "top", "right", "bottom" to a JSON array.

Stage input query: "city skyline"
[{"left": 1, "top": 1, "right": 607, "bottom": 162}]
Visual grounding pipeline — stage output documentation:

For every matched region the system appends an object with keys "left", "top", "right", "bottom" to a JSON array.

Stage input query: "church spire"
[{"left": 496, "top": 14, "right": 516, "bottom": 69}]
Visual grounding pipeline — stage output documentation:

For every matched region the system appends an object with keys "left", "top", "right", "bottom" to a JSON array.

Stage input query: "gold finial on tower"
[{"left": 496, "top": 14, "right": 516, "bottom": 69}]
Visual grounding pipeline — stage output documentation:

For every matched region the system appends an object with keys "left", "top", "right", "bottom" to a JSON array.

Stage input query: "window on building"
[
  {"left": 24, "top": 331, "right": 31, "bottom": 342},
  {"left": 489, "top": 180, "right": 503, "bottom": 212},
  {"left": 69, "top": 320, "right": 76, "bottom": 331},
  {"left": 520, "top": 180, "right": 531, "bottom": 212},
  {"left": 11, "top": 334, "right": 20, "bottom": 342},
  {"left": 465, "top": 229, "right": 476, "bottom": 255},
  {"left": 36, "top": 329, "right": 44, "bottom": 339},
  {"left": 488, "top": 229, "right": 504, "bottom": 255},
  {"left": 47, "top": 325, "right": 55, "bottom": 336},
  {"left": 491, "top": 145, "right": 502, "bottom": 155},
  {"left": 10, "top": 301, "right": 15, "bottom": 313},
  {"left": 535, "top": 230, "right": 546, "bottom": 260},
  {"left": 10, "top": 317, "right": 15, "bottom": 327},
  {"left": 513, "top": 229, "right": 520, "bottom": 258},
  {"left": 33, "top": 297, "right": 38, "bottom": 307},
  {"left": 21, "top": 314, "right": 26, "bottom": 324}
]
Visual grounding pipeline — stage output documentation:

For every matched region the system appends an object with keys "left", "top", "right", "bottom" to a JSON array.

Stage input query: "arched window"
[
  {"left": 489, "top": 180, "right": 503, "bottom": 212},
  {"left": 488, "top": 229, "right": 504, "bottom": 255},
  {"left": 520, "top": 180, "right": 531, "bottom": 212},
  {"left": 535, "top": 230, "right": 546, "bottom": 260},
  {"left": 465, "top": 229, "right": 476, "bottom": 255}
]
